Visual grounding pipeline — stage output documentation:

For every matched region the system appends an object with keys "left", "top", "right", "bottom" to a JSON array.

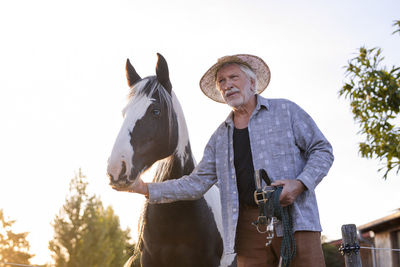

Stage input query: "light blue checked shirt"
[{"left": 148, "top": 95, "right": 334, "bottom": 256}]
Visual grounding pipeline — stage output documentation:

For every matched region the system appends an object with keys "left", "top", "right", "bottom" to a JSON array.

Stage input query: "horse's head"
[{"left": 107, "top": 53, "right": 179, "bottom": 189}]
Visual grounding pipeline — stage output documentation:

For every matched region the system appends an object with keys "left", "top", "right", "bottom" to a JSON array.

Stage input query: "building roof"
[{"left": 358, "top": 210, "right": 400, "bottom": 233}]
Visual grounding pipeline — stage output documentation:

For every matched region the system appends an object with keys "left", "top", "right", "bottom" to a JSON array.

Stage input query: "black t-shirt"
[{"left": 233, "top": 127, "right": 257, "bottom": 207}]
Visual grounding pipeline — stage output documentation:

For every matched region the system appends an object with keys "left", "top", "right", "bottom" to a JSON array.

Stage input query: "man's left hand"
[{"left": 271, "top": 179, "right": 306, "bottom": 207}]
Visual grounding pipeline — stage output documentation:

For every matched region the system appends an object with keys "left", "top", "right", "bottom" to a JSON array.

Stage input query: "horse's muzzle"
[{"left": 107, "top": 160, "right": 140, "bottom": 191}]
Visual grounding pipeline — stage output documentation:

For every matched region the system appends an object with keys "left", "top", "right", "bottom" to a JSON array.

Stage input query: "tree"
[
  {"left": 49, "top": 169, "right": 137, "bottom": 267},
  {"left": 0, "top": 209, "right": 34, "bottom": 265},
  {"left": 340, "top": 20, "right": 400, "bottom": 179},
  {"left": 322, "top": 243, "right": 344, "bottom": 267}
]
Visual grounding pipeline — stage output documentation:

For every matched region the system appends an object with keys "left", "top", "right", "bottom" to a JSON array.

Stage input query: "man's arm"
[
  {"left": 147, "top": 138, "right": 218, "bottom": 203},
  {"left": 272, "top": 101, "right": 334, "bottom": 206},
  {"left": 290, "top": 102, "right": 334, "bottom": 192},
  {"left": 113, "top": 132, "right": 219, "bottom": 204}
]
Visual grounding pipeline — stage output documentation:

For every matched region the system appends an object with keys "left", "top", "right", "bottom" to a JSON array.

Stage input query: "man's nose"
[{"left": 223, "top": 80, "right": 233, "bottom": 91}]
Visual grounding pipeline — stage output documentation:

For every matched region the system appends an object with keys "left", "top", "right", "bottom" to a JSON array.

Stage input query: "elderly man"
[{"left": 129, "top": 54, "right": 333, "bottom": 267}]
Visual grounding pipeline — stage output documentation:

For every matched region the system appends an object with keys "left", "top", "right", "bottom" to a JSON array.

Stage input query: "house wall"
[
  {"left": 375, "top": 232, "right": 393, "bottom": 267},
  {"left": 390, "top": 230, "right": 400, "bottom": 267},
  {"left": 358, "top": 212, "right": 400, "bottom": 267}
]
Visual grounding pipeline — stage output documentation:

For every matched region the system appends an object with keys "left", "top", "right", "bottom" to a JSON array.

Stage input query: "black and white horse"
[{"left": 107, "top": 54, "right": 234, "bottom": 267}]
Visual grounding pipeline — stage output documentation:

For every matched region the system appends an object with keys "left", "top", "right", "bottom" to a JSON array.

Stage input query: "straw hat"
[{"left": 199, "top": 54, "right": 271, "bottom": 103}]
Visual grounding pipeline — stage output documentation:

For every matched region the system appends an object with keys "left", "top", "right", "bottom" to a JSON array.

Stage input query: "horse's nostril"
[
  {"left": 118, "top": 179, "right": 127, "bottom": 186},
  {"left": 118, "top": 161, "right": 128, "bottom": 181}
]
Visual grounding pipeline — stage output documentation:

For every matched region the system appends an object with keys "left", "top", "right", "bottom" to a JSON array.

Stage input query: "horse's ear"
[
  {"left": 156, "top": 53, "right": 172, "bottom": 94},
  {"left": 126, "top": 58, "right": 141, "bottom": 88}
]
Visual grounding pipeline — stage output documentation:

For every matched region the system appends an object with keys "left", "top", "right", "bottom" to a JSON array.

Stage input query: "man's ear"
[{"left": 251, "top": 78, "right": 256, "bottom": 92}]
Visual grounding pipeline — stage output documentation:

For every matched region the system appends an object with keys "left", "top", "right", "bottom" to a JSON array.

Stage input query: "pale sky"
[{"left": 1, "top": 0, "right": 400, "bottom": 264}]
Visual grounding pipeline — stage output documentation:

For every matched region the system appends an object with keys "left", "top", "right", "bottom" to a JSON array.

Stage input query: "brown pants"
[{"left": 236, "top": 207, "right": 326, "bottom": 267}]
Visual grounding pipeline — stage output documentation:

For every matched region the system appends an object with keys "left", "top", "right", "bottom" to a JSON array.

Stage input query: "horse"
[{"left": 107, "top": 53, "right": 235, "bottom": 267}]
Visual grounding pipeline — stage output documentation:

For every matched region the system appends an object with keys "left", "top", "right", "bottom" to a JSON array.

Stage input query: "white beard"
[{"left": 224, "top": 87, "right": 254, "bottom": 108}]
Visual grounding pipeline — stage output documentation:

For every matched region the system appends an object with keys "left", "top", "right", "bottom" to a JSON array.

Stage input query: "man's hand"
[
  {"left": 271, "top": 179, "right": 306, "bottom": 207},
  {"left": 112, "top": 178, "right": 149, "bottom": 197}
]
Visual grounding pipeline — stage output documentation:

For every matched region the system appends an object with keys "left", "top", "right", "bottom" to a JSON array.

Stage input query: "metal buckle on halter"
[
  {"left": 253, "top": 216, "right": 276, "bottom": 236},
  {"left": 253, "top": 216, "right": 269, "bottom": 233},
  {"left": 254, "top": 190, "right": 267, "bottom": 204},
  {"left": 257, "top": 216, "right": 268, "bottom": 227},
  {"left": 253, "top": 186, "right": 275, "bottom": 205}
]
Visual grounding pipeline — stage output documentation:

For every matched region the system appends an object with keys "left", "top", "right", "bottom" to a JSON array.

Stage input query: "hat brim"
[{"left": 199, "top": 54, "right": 271, "bottom": 103}]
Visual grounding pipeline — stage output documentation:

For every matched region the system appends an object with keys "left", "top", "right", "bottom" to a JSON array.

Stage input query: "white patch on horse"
[
  {"left": 171, "top": 91, "right": 189, "bottom": 162},
  {"left": 219, "top": 253, "right": 236, "bottom": 267},
  {"left": 203, "top": 186, "right": 223, "bottom": 238},
  {"left": 107, "top": 80, "right": 153, "bottom": 180},
  {"left": 203, "top": 185, "right": 233, "bottom": 267}
]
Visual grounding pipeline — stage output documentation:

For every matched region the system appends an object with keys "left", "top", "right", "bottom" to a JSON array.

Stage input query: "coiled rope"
[{"left": 273, "top": 187, "right": 296, "bottom": 267}]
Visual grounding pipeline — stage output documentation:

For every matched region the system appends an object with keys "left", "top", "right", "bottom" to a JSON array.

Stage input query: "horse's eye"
[{"left": 152, "top": 109, "right": 161, "bottom": 116}]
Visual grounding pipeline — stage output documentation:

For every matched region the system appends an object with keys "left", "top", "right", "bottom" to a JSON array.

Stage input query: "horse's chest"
[
  {"left": 145, "top": 199, "right": 216, "bottom": 238},
  {"left": 142, "top": 199, "right": 223, "bottom": 266}
]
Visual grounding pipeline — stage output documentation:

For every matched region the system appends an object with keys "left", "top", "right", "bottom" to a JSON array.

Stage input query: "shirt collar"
[{"left": 256, "top": 94, "right": 270, "bottom": 111}]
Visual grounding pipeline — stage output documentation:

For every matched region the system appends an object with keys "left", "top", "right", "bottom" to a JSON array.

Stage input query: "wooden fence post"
[{"left": 341, "top": 224, "right": 362, "bottom": 267}]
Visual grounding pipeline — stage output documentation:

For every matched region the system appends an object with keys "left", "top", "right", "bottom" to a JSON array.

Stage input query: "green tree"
[
  {"left": 49, "top": 169, "right": 137, "bottom": 267},
  {"left": 340, "top": 20, "right": 400, "bottom": 179},
  {"left": 322, "top": 243, "right": 344, "bottom": 267},
  {"left": 0, "top": 209, "right": 34, "bottom": 265}
]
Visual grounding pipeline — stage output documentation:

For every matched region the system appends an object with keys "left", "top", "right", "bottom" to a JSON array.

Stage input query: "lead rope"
[
  {"left": 273, "top": 186, "right": 296, "bottom": 267},
  {"left": 252, "top": 169, "right": 296, "bottom": 267}
]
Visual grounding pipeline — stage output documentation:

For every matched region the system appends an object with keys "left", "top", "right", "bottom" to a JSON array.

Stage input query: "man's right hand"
[
  {"left": 271, "top": 179, "right": 305, "bottom": 207},
  {"left": 112, "top": 178, "right": 149, "bottom": 197}
]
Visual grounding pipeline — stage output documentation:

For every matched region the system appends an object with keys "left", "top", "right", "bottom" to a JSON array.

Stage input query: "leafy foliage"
[
  {"left": 49, "top": 169, "right": 138, "bottom": 267},
  {"left": 340, "top": 20, "right": 400, "bottom": 179},
  {"left": 0, "top": 209, "right": 33, "bottom": 265},
  {"left": 322, "top": 243, "right": 344, "bottom": 267},
  {"left": 393, "top": 20, "right": 400, "bottom": 35}
]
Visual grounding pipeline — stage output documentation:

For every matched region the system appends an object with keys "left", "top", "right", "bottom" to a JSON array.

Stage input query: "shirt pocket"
[{"left": 268, "top": 129, "right": 293, "bottom": 158}]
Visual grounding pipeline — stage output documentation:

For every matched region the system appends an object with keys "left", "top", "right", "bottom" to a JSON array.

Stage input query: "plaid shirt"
[{"left": 148, "top": 95, "right": 334, "bottom": 256}]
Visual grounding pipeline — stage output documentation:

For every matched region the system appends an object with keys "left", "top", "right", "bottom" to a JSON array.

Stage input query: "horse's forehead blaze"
[
  {"left": 126, "top": 94, "right": 154, "bottom": 128},
  {"left": 108, "top": 93, "right": 153, "bottom": 177}
]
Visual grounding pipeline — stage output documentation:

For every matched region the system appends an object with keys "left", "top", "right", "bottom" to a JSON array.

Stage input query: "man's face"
[{"left": 216, "top": 64, "right": 255, "bottom": 108}]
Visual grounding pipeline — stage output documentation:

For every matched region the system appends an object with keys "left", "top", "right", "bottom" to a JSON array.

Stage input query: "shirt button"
[{"left": 233, "top": 208, "right": 237, "bottom": 212}]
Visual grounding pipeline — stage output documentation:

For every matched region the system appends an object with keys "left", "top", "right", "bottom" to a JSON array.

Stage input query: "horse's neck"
[
  {"left": 155, "top": 142, "right": 195, "bottom": 181},
  {"left": 155, "top": 92, "right": 195, "bottom": 181}
]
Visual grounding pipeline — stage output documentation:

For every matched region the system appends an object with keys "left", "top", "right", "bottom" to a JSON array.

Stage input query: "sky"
[{"left": 1, "top": 0, "right": 400, "bottom": 264}]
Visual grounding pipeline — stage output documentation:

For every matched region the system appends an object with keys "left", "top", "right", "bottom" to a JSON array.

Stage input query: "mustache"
[{"left": 224, "top": 87, "right": 240, "bottom": 98}]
